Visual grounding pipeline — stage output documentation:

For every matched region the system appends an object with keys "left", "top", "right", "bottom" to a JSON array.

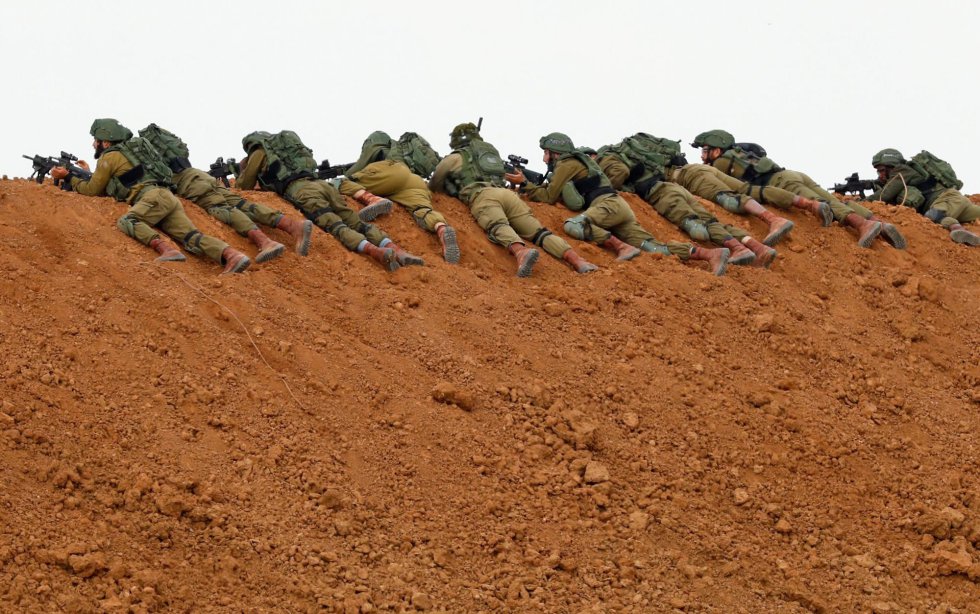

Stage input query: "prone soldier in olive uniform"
[
  {"left": 868, "top": 148, "right": 979, "bottom": 246},
  {"left": 138, "top": 124, "right": 313, "bottom": 263},
  {"left": 506, "top": 132, "right": 730, "bottom": 275},
  {"left": 236, "top": 130, "right": 423, "bottom": 271},
  {"left": 694, "top": 130, "right": 907, "bottom": 249},
  {"left": 429, "top": 123, "right": 597, "bottom": 277},
  {"left": 51, "top": 119, "right": 250, "bottom": 273},
  {"left": 592, "top": 135, "right": 776, "bottom": 267},
  {"left": 337, "top": 131, "right": 461, "bottom": 263}
]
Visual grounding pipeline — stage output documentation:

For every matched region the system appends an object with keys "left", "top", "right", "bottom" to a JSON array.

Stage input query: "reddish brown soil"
[{"left": 1, "top": 177, "right": 979, "bottom": 613}]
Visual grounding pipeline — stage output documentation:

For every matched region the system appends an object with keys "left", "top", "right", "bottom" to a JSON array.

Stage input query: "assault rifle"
[
  {"left": 207, "top": 157, "right": 240, "bottom": 187},
  {"left": 22, "top": 151, "right": 93, "bottom": 190},
  {"left": 830, "top": 172, "right": 877, "bottom": 197},
  {"left": 503, "top": 154, "right": 546, "bottom": 185},
  {"left": 316, "top": 159, "right": 353, "bottom": 180}
]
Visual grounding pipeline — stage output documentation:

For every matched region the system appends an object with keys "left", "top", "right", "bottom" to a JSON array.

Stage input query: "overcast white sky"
[{"left": 2, "top": 1, "right": 978, "bottom": 191}]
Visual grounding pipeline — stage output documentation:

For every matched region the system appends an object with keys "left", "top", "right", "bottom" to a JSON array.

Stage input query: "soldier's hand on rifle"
[
  {"left": 50, "top": 166, "right": 69, "bottom": 181},
  {"left": 77, "top": 160, "right": 90, "bottom": 171},
  {"left": 504, "top": 170, "right": 526, "bottom": 188}
]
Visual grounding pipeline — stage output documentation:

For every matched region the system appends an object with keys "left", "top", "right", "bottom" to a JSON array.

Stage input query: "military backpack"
[
  {"left": 103, "top": 137, "right": 174, "bottom": 202},
  {"left": 624, "top": 133, "right": 688, "bottom": 168},
  {"left": 257, "top": 130, "right": 318, "bottom": 193},
  {"left": 909, "top": 150, "right": 963, "bottom": 190},
  {"left": 447, "top": 140, "right": 506, "bottom": 197},
  {"left": 138, "top": 124, "right": 192, "bottom": 173},
  {"left": 390, "top": 132, "right": 441, "bottom": 179}
]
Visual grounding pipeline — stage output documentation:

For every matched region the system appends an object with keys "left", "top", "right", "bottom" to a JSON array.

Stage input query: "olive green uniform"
[
  {"left": 869, "top": 163, "right": 980, "bottom": 228},
  {"left": 340, "top": 160, "right": 447, "bottom": 231},
  {"left": 668, "top": 164, "right": 799, "bottom": 212},
  {"left": 711, "top": 153, "right": 873, "bottom": 223},
  {"left": 173, "top": 167, "right": 285, "bottom": 235},
  {"left": 595, "top": 155, "right": 741, "bottom": 249},
  {"left": 429, "top": 153, "right": 572, "bottom": 258},
  {"left": 237, "top": 149, "right": 387, "bottom": 251},
  {"left": 71, "top": 150, "right": 228, "bottom": 262}
]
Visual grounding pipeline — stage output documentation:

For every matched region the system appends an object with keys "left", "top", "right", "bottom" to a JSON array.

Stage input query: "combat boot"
[
  {"left": 562, "top": 248, "right": 598, "bottom": 274},
  {"left": 247, "top": 228, "right": 286, "bottom": 263},
  {"left": 220, "top": 247, "right": 251, "bottom": 274},
  {"left": 689, "top": 246, "right": 729, "bottom": 276},
  {"left": 601, "top": 235, "right": 641, "bottom": 261},
  {"left": 435, "top": 223, "right": 460, "bottom": 264},
  {"left": 507, "top": 242, "right": 539, "bottom": 277},
  {"left": 275, "top": 216, "right": 313, "bottom": 256},
  {"left": 843, "top": 213, "right": 882, "bottom": 248},
  {"left": 360, "top": 242, "right": 400, "bottom": 271},
  {"left": 384, "top": 241, "right": 424, "bottom": 267},
  {"left": 723, "top": 237, "right": 756, "bottom": 266},
  {"left": 949, "top": 224, "right": 980, "bottom": 246},
  {"left": 354, "top": 191, "right": 393, "bottom": 222},
  {"left": 149, "top": 237, "right": 186, "bottom": 262},
  {"left": 867, "top": 215, "right": 907, "bottom": 249},
  {"left": 792, "top": 196, "right": 834, "bottom": 226},
  {"left": 744, "top": 199, "right": 794, "bottom": 245},
  {"left": 742, "top": 237, "right": 777, "bottom": 269}
]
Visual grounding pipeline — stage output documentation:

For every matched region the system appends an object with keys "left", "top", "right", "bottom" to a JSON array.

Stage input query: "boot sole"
[
  {"left": 155, "top": 253, "right": 186, "bottom": 262},
  {"left": 880, "top": 224, "right": 907, "bottom": 249},
  {"left": 818, "top": 203, "right": 834, "bottom": 227},
  {"left": 223, "top": 256, "right": 252, "bottom": 274},
  {"left": 858, "top": 222, "right": 882, "bottom": 248},
  {"left": 397, "top": 254, "right": 425, "bottom": 267},
  {"left": 728, "top": 251, "right": 756, "bottom": 266},
  {"left": 516, "top": 249, "right": 539, "bottom": 278},
  {"left": 950, "top": 229, "right": 980, "bottom": 246},
  {"left": 440, "top": 226, "right": 461, "bottom": 264},
  {"left": 296, "top": 221, "right": 313, "bottom": 256},
  {"left": 382, "top": 249, "right": 401, "bottom": 272},
  {"left": 753, "top": 249, "right": 777, "bottom": 269},
  {"left": 255, "top": 243, "right": 286, "bottom": 263},
  {"left": 358, "top": 200, "right": 393, "bottom": 222},
  {"left": 763, "top": 220, "right": 794, "bottom": 246},
  {"left": 713, "top": 248, "right": 730, "bottom": 277},
  {"left": 617, "top": 248, "right": 642, "bottom": 261}
]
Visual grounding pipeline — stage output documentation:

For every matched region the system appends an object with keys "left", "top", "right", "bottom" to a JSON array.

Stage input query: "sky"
[{"left": 2, "top": 1, "right": 978, "bottom": 191}]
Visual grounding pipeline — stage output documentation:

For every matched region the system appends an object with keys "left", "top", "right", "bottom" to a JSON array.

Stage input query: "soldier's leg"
[
  {"left": 645, "top": 183, "right": 712, "bottom": 241},
  {"left": 148, "top": 190, "right": 230, "bottom": 263},
  {"left": 174, "top": 168, "right": 259, "bottom": 235},
  {"left": 287, "top": 181, "right": 369, "bottom": 251},
  {"left": 927, "top": 190, "right": 980, "bottom": 245},
  {"left": 500, "top": 191, "right": 570, "bottom": 259},
  {"left": 471, "top": 188, "right": 540, "bottom": 276}
]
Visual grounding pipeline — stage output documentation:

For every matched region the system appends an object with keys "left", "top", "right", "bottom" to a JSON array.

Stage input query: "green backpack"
[
  {"left": 103, "top": 137, "right": 174, "bottom": 201},
  {"left": 138, "top": 123, "right": 192, "bottom": 172},
  {"left": 910, "top": 150, "right": 963, "bottom": 190},
  {"left": 726, "top": 146, "right": 782, "bottom": 180},
  {"left": 390, "top": 132, "right": 441, "bottom": 179},
  {"left": 258, "top": 130, "right": 318, "bottom": 193},
  {"left": 447, "top": 140, "right": 505, "bottom": 197}
]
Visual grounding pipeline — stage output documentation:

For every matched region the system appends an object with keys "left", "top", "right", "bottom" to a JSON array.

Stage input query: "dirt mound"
[{"left": 1, "top": 177, "right": 979, "bottom": 612}]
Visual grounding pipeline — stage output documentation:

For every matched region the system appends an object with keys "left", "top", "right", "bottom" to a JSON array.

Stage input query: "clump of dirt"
[{"left": 1, "top": 176, "right": 978, "bottom": 612}]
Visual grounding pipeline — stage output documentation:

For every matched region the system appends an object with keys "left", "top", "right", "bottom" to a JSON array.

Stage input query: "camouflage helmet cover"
[
  {"left": 449, "top": 123, "right": 482, "bottom": 149},
  {"left": 538, "top": 132, "right": 576, "bottom": 154},
  {"left": 89, "top": 118, "right": 133, "bottom": 143},
  {"left": 871, "top": 148, "right": 905, "bottom": 167},
  {"left": 242, "top": 130, "right": 272, "bottom": 153},
  {"left": 690, "top": 129, "right": 735, "bottom": 150}
]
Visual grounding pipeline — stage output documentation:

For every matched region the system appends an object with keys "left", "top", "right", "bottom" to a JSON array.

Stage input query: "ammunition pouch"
[{"left": 168, "top": 157, "right": 192, "bottom": 173}]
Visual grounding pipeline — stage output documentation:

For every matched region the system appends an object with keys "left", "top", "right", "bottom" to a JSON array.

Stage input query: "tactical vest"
[
  {"left": 555, "top": 151, "right": 617, "bottom": 211},
  {"left": 389, "top": 132, "right": 441, "bottom": 179},
  {"left": 256, "top": 130, "right": 318, "bottom": 194},
  {"left": 716, "top": 148, "right": 783, "bottom": 184},
  {"left": 104, "top": 137, "right": 174, "bottom": 202},
  {"left": 138, "top": 124, "right": 192, "bottom": 173},
  {"left": 445, "top": 140, "right": 506, "bottom": 197},
  {"left": 910, "top": 150, "right": 963, "bottom": 190}
]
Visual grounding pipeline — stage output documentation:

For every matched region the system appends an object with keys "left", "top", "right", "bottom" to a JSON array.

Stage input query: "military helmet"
[
  {"left": 871, "top": 148, "right": 905, "bottom": 167},
  {"left": 539, "top": 132, "right": 576, "bottom": 154},
  {"left": 449, "top": 122, "right": 482, "bottom": 149},
  {"left": 242, "top": 130, "right": 272, "bottom": 153},
  {"left": 89, "top": 118, "right": 133, "bottom": 143},
  {"left": 690, "top": 129, "right": 735, "bottom": 150},
  {"left": 363, "top": 130, "right": 393, "bottom": 148},
  {"left": 577, "top": 146, "right": 597, "bottom": 156}
]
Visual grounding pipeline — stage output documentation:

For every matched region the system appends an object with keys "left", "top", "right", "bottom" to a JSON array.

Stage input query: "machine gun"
[
  {"left": 830, "top": 172, "right": 877, "bottom": 197},
  {"left": 22, "top": 151, "right": 93, "bottom": 190},
  {"left": 503, "top": 154, "right": 546, "bottom": 185},
  {"left": 207, "top": 157, "right": 240, "bottom": 187},
  {"left": 316, "top": 159, "right": 353, "bottom": 180}
]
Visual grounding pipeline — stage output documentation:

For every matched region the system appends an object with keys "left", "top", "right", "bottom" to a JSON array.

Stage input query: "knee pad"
[
  {"left": 563, "top": 214, "right": 592, "bottom": 241},
  {"left": 116, "top": 213, "right": 138, "bottom": 238},
  {"left": 182, "top": 230, "right": 205, "bottom": 255},
  {"left": 680, "top": 217, "right": 710, "bottom": 241},
  {"left": 327, "top": 220, "right": 348, "bottom": 236},
  {"left": 640, "top": 239, "right": 670, "bottom": 255},
  {"left": 530, "top": 228, "right": 553, "bottom": 247},
  {"left": 485, "top": 221, "right": 510, "bottom": 246},
  {"left": 924, "top": 208, "right": 945, "bottom": 224},
  {"left": 714, "top": 192, "right": 742, "bottom": 213},
  {"left": 412, "top": 206, "right": 435, "bottom": 229}
]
